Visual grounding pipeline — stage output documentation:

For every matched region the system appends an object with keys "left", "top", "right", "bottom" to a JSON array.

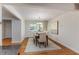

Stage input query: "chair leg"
[
  {"left": 36, "top": 40, "right": 38, "bottom": 46},
  {"left": 44, "top": 43, "right": 47, "bottom": 48},
  {"left": 38, "top": 42, "right": 41, "bottom": 48},
  {"left": 39, "top": 44, "right": 41, "bottom": 48},
  {"left": 33, "top": 39, "right": 35, "bottom": 44}
]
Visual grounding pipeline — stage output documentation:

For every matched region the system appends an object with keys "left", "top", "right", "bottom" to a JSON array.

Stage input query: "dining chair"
[{"left": 37, "top": 32, "right": 47, "bottom": 48}]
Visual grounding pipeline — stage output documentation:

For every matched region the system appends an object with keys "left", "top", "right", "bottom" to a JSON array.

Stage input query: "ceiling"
[{"left": 2, "top": 3, "right": 76, "bottom": 21}]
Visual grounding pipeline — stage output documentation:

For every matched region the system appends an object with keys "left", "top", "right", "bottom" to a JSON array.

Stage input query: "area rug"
[{"left": 25, "top": 38, "right": 61, "bottom": 53}]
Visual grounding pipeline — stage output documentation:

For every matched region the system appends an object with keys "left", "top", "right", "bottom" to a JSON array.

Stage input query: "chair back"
[{"left": 38, "top": 32, "right": 46, "bottom": 42}]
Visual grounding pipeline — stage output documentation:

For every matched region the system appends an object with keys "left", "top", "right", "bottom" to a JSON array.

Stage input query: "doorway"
[{"left": 2, "top": 20, "right": 12, "bottom": 46}]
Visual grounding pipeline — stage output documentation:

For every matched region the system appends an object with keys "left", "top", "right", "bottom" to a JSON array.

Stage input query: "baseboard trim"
[
  {"left": 63, "top": 44, "right": 79, "bottom": 54},
  {"left": 48, "top": 37, "right": 79, "bottom": 54}
]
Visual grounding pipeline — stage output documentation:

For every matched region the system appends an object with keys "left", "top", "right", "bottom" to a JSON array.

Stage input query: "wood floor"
[
  {"left": 2, "top": 38, "right": 12, "bottom": 46},
  {"left": 2, "top": 37, "right": 78, "bottom": 55},
  {"left": 17, "top": 38, "right": 28, "bottom": 55},
  {"left": 18, "top": 38, "right": 78, "bottom": 55}
]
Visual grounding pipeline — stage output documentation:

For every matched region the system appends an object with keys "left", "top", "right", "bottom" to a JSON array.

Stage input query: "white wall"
[
  {"left": 0, "top": 4, "right": 2, "bottom": 45},
  {"left": 12, "top": 19, "right": 21, "bottom": 43},
  {"left": 2, "top": 5, "right": 23, "bottom": 43},
  {"left": 21, "top": 19, "right": 25, "bottom": 41},
  {"left": 2, "top": 7, "right": 18, "bottom": 20},
  {"left": 2, "top": 19, "right": 21, "bottom": 43},
  {"left": 47, "top": 11, "right": 79, "bottom": 53},
  {"left": 3, "top": 5, "right": 23, "bottom": 20},
  {"left": 47, "top": 20, "right": 57, "bottom": 31}
]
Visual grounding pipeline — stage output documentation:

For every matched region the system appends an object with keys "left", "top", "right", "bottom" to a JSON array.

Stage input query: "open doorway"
[{"left": 2, "top": 20, "right": 12, "bottom": 46}]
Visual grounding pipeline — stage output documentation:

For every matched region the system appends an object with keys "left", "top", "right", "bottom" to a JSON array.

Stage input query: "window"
[{"left": 29, "top": 22, "right": 43, "bottom": 32}]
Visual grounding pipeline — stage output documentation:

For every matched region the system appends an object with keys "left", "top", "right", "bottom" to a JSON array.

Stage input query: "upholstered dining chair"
[{"left": 37, "top": 32, "right": 48, "bottom": 48}]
